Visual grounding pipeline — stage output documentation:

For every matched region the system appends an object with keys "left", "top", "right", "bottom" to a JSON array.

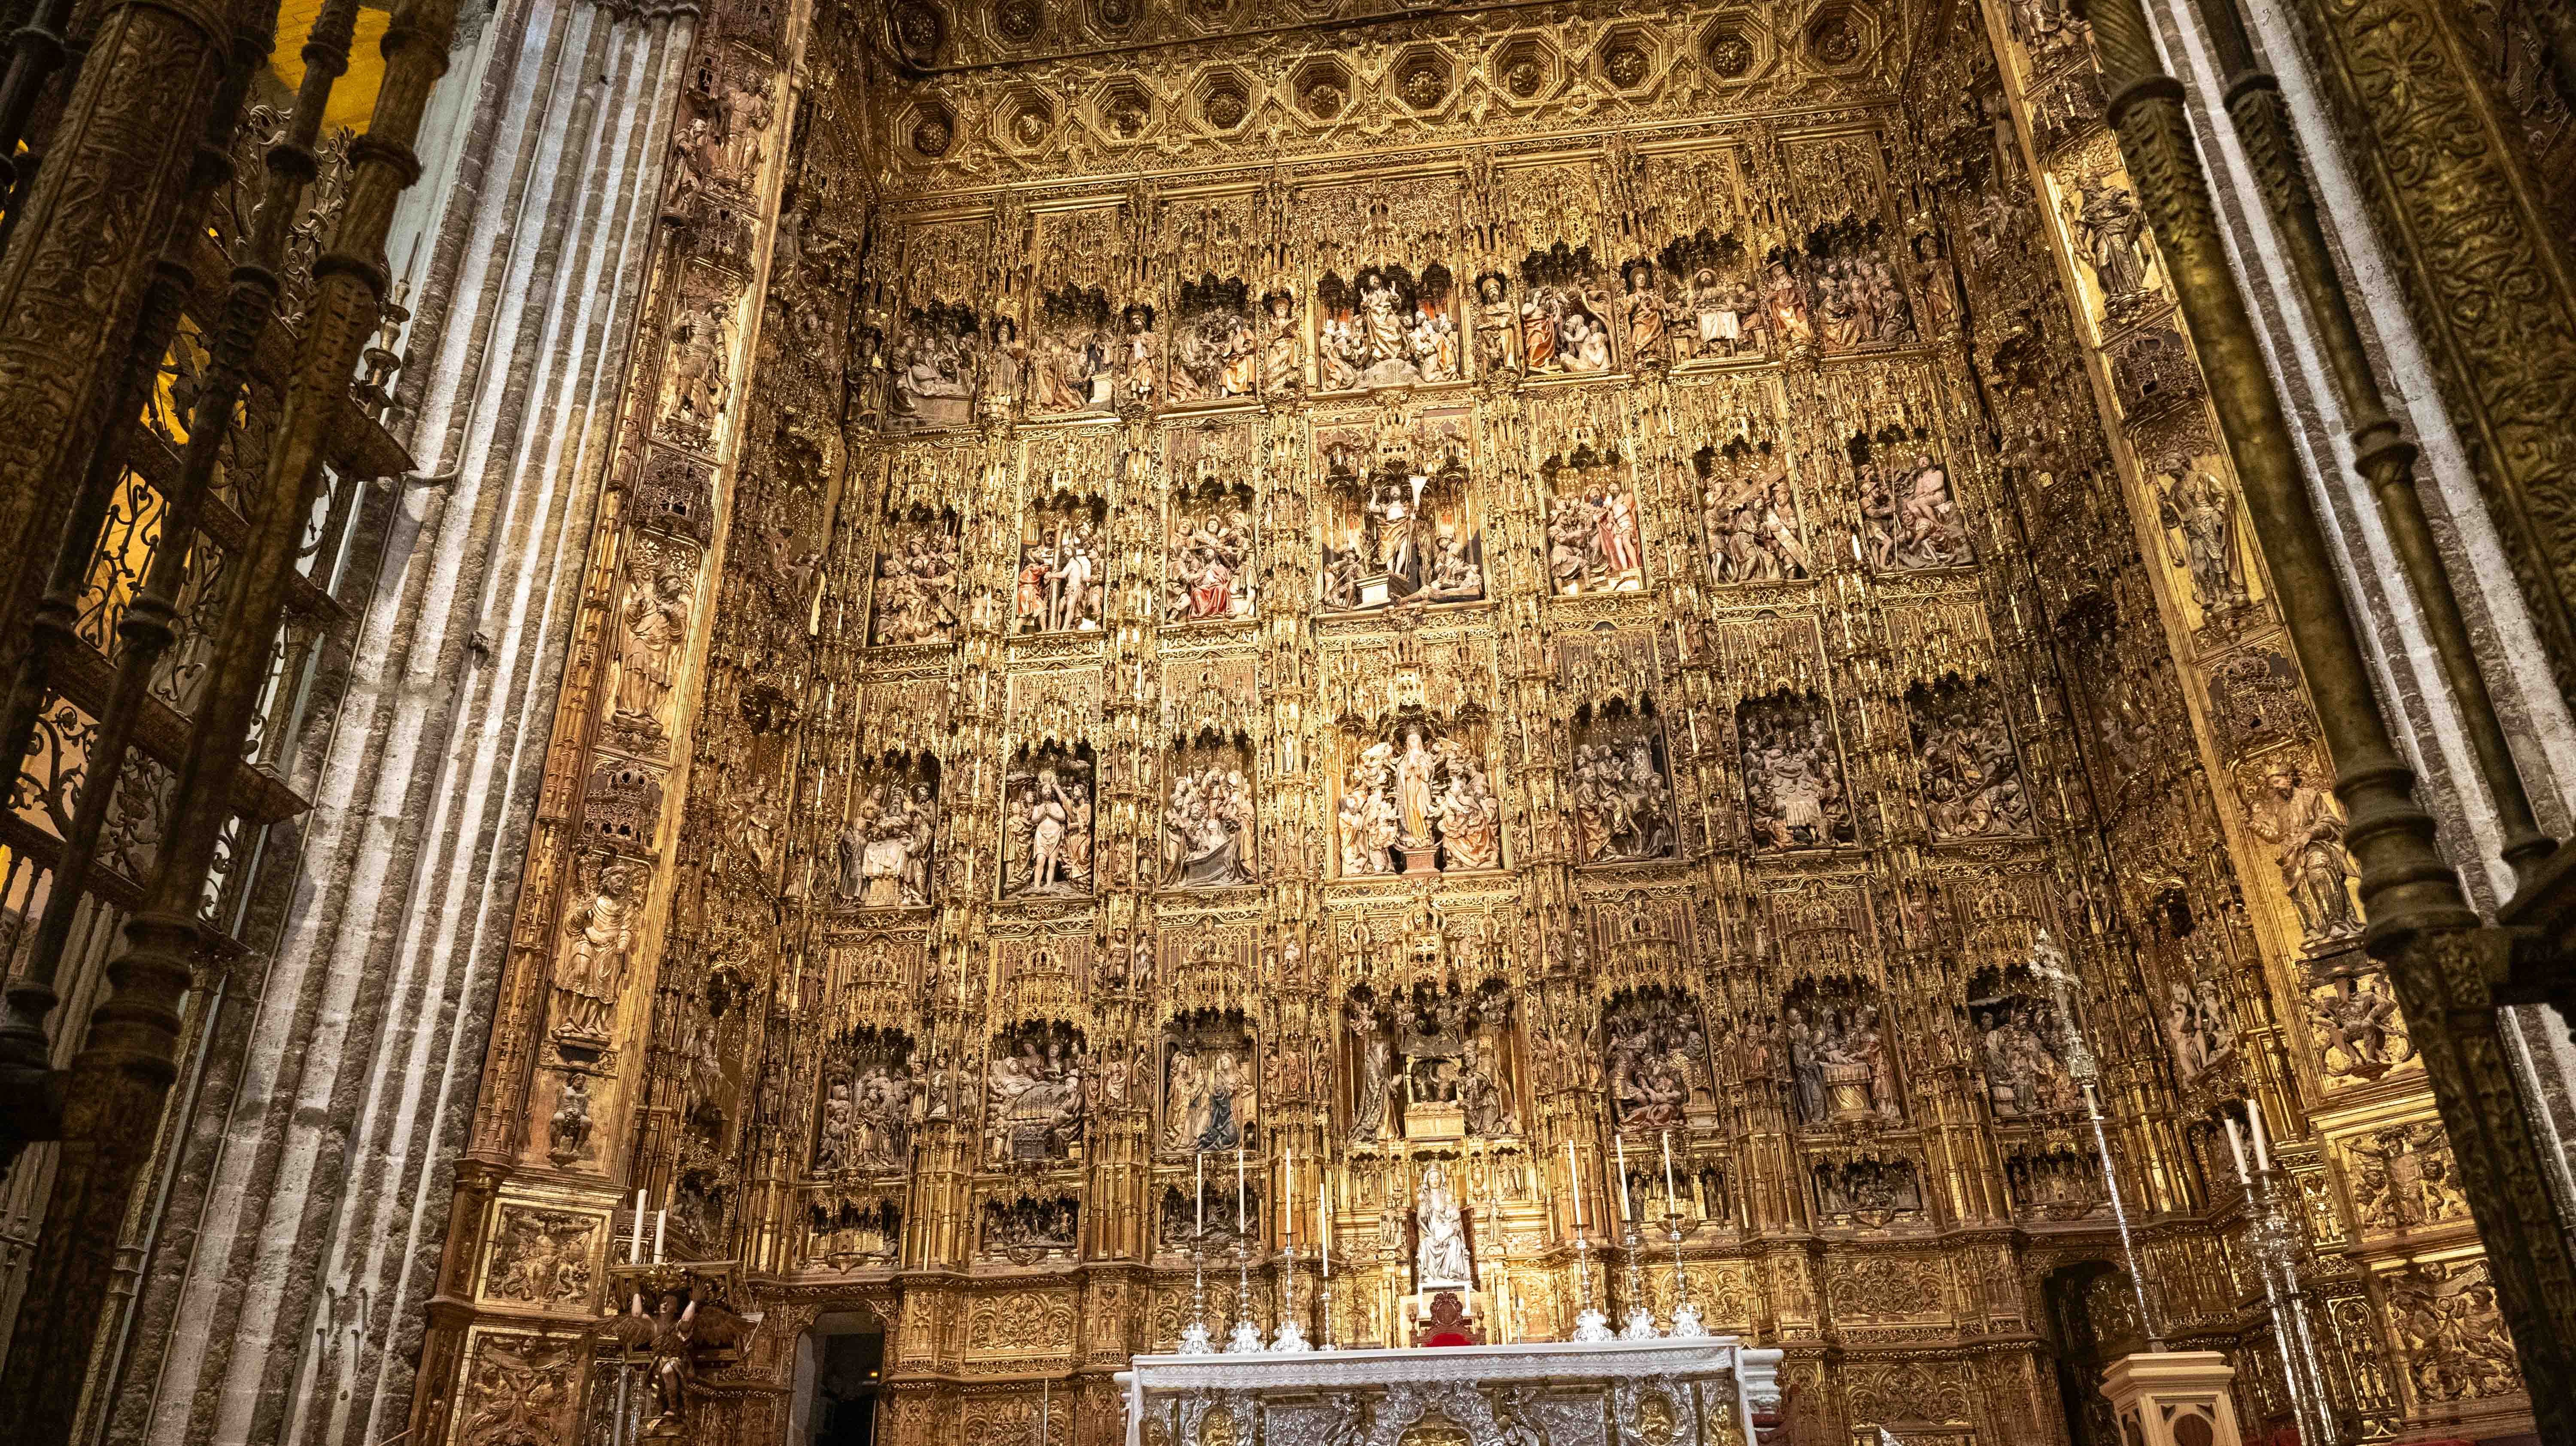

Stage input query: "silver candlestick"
[
  {"left": 1178, "top": 1237, "right": 1215, "bottom": 1354},
  {"left": 1571, "top": 1228, "right": 1614, "bottom": 1341},
  {"left": 1270, "top": 1245, "right": 1312, "bottom": 1351},
  {"left": 1665, "top": 1212, "right": 1705, "bottom": 1337},
  {"left": 1618, "top": 1222, "right": 1660, "bottom": 1339},
  {"left": 1226, "top": 1239, "right": 1266, "bottom": 1352},
  {"left": 2245, "top": 1157, "right": 2340, "bottom": 1444}
]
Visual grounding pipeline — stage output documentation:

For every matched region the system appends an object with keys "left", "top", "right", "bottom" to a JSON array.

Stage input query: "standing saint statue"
[
  {"left": 2245, "top": 764, "right": 2363, "bottom": 948},
  {"left": 615, "top": 569, "right": 692, "bottom": 729},
  {"left": 1395, "top": 729, "right": 1438, "bottom": 849},
  {"left": 1415, "top": 1161, "right": 1473, "bottom": 1288}
]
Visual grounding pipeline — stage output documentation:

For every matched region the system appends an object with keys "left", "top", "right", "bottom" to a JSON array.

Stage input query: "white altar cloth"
[{"left": 1119, "top": 1335, "right": 1783, "bottom": 1446}]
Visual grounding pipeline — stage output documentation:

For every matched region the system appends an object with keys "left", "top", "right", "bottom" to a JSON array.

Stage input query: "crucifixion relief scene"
[{"left": 7, "top": 0, "right": 2576, "bottom": 1444}]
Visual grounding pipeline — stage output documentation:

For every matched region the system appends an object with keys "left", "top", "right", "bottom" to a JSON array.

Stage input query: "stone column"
[{"left": 92, "top": 3, "right": 704, "bottom": 1444}]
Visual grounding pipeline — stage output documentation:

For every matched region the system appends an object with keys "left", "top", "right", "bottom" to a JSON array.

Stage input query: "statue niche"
[
  {"left": 1909, "top": 675, "right": 2033, "bottom": 842},
  {"left": 984, "top": 1020, "right": 1088, "bottom": 1167},
  {"left": 1541, "top": 434, "right": 1646, "bottom": 595},
  {"left": 551, "top": 849, "right": 642, "bottom": 1048},
  {"left": 814, "top": 1025, "right": 917, "bottom": 1175},
  {"left": 1965, "top": 964, "right": 2081, "bottom": 1119},
  {"left": 1002, "top": 745, "right": 1095, "bottom": 898},
  {"left": 1570, "top": 701, "right": 1677, "bottom": 864},
  {"left": 1795, "top": 216, "right": 1917, "bottom": 353},
  {"left": 1602, "top": 987, "right": 1714, "bottom": 1129},
  {"left": 1161, "top": 733, "right": 1255, "bottom": 889},
  {"left": 887, "top": 298, "right": 982, "bottom": 431},
  {"left": 1621, "top": 1153, "right": 1727, "bottom": 1224},
  {"left": 1784, "top": 975, "right": 1902, "bottom": 1127},
  {"left": 1317, "top": 427, "right": 1482, "bottom": 613},
  {"left": 1813, "top": 1151, "right": 1925, "bottom": 1226},
  {"left": 834, "top": 753, "right": 936, "bottom": 907},
  {"left": 1660, "top": 228, "right": 1767, "bottom": 362},
  {"left": 805, "top": 1197, "right": 900, "bottom": 1268},
  {"left": 1515, "top": 241, "right": 1614, "bottom": 375},
  {"left": 1315, "top": 262, "right": 1458, "bottom": 390},
  {"left": 1164, "top": 479, "right": 1254, "bottom": 624},
  {"left": 1030, "top": 284, "right": 1115, "bottom": 415},
  {"left": 869, "top": 509, "right": 960, "bottom": 647},
  {"left": 1853, "top": 429, "right": 1974, "bottom": 573},
  {"left": 1696, "top": 437, "right": 1813, "bottom": 585},
  {"left": 1169, "top": 273, "right": 1259, "bottom": 403},
  {"left": 1159, "top": 1179, "right": 1260, "bottom": 1254},
  {"left": 979, "top": 1191, "right": 1080, "bottom": 1263},
  {"left": 1160, "top": 1009, "right": 1259, "bottom": 1154},
  {"left": 1346, "top": 981, "right": 1519, "bottom": 1145},
  {"left": 2006, "top": 1146, "right": 2107, "bottom": 1219},
  {"left": 1739, "top": 689, "right": 1855, "bottom": 850},
  {"left": 1334, "top": 717, "right": 1500, "bottom": 877},
  {"left": 1013, "top": 493, "right": 1107, "bottom": 635}
]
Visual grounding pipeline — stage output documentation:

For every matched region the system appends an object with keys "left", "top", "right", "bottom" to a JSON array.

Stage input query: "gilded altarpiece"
[{"left": 414, "top": 0, "right": 2517, "bottom": 1443}]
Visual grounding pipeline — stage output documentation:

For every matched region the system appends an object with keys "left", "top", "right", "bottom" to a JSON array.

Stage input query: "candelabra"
[
  {"left": 1226, "top": 1239, "right": 1266, "bottom": 1352},
  {"left": 1571, "top": 1228, "right": 1614, "bottom": 1341},
  {"left": 1617, "top": 1222, "right": 1660, "bottom": 1339},
  {"left": 1664, "top": 1212, "right": 1704, "bottom": 1337},
  {"left": 1178, "top": 1238, "right": 1215, "bottom": 1354},
  {"left": 1270, "top": 1245, "right": 1312, "bottom": 1351},
  {"left": 2243, "top": 1153, "right": 2341, "bottom": 1444},
  {"left": 1319, "top": 1270, "right": 1337, "bottom": 1351}
]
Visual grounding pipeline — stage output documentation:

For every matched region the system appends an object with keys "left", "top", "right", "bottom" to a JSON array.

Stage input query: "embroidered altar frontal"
[{"left": 1121, "top": 1337, "right": 1784, "bottom": 1446}]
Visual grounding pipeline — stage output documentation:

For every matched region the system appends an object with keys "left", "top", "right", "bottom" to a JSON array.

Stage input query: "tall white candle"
[
  {"left": 2224, "top": 1117, "right": 2252, "bottom": 1184},
  {"left": 1284, "top": 1146, "right": 1295, "bottom": 1248},
  {"left": 1195, "top": 1150, "right": 1205, "bottom": 1236},
  {"left": 1320, "top": 1176, "right": 1331, "bottom": 1277},
  {"left": 1567, "top": 1140, "right": 1584, "bottom": 1228},
  {"left": 2249, "top": 1097, "right": 2273, "bottom": 1173},
  {"left": 631, "top": 1188, "right": 647, "bottom": 1265},
  {"left": 653, "top": 1209, "right": 667, "bottom": 1264},
  {"left": 1236, "top": 1144, "right": 1247, "bottom": 1233},
  {"left": 1662, "top": 1131, "right": 1678, "bottom": 1213},
  {"left": 1614, "top": 1133, "right": 1632, "bottom": 1221}
]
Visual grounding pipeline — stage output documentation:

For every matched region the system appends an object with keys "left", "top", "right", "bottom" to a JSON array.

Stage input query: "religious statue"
[
  {"left": 1740, "top": 692, "right": 1853, "bottom": 850},
  {"left": 1784, "top": 982, "right": 1902, "bottom": 1125},
  {"left": 985, "top": 1023, "right": 1088, "bottom": 1164},
  {"left": 1347, "top": 1008, "right": 1393, "bottom": 1144},
  {"left": 1912, "top": 679, "right": 2032, "bottom": 841},
  {"left": 615, "top": 1288, "right": 700, "bottom": 1434},
  {"left": 2164, "top": 978, "right": 2240, "bottom": 1077},
  {"left": 664, "top": 302, "right": 730, "bottom": 435},
  {"left": 1162, "top": 1014, "right": 1257, "bottom": 1151},
  {"left": 1015, "top": 506, "right": 1104, "bottom": 634},
  {"left": 869, "top": 515, "right": 959, "bottom": 646},
  {"left": 837, "top": 765, "right": 935, "bottom": 906},
  {"left": 2068, "top": 174, "right": 2153, "bottom": 312},
  {"left": 613, "top": 568, "right": 692, "bottom": 732},
  {"left": 2312, "top": 971, "right": 2413, "bottom": 1080},
  {"left": 1259, "top": 289, "right": 1303, "bottom": 395},
  {"left": 1862, "top": 452, "right": 1973, "bottom": 571},
  {"left": 1604, "top": 990, "right": 1708, "bottom": 1127},
  {"left": 1571, "top": 713, "right": 1677, "bottom": 863},
  {"left": 1165, "top": 495, "right": 1253, "bottom": 623},
  {"left": 1544, "top": 446, "right": 1646, "bottom": 594},
  {"left": 1470, "top": 271, "right": 1520, "bottom": 375},
  {"left": 553, "top": 855, "right": 639, "bottom": 1043},
  {"left": 1163, "top": 752, "right": 1256, "bottom": 887},
  {"left": 2244, "top": 764, "right": 2363, "bottom": 949},
  {"left": 1699, "top": 441, "right": 1810, "bottom": 583},
  {"left": 1414, "top": 1162, "right": 1472, "bottom": 1288},
  {"left": 1336, "top": 726, "right": 1498, "bottom": 875},
  {"left": 1619, "top": 258, "right": 1667, "bottom": 364},
  {"left": 1004, "top": 751, "right": 1095, "bottom": 896},
  {"left": 2158, "top": 459, "right": 2249, "bottom": 614},
  {"left": 1971, "top": 993, "right": 2080, "bottom": 1117},
  {"left": 814, "top": 1078, "right": 854, "bottom": 1171},
  {"left": 887, "top": 301, "right": 980, "bottom": 429}
]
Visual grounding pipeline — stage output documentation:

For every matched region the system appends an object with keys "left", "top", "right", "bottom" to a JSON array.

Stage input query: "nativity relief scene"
[{"left": 319, "top": 1, "right": 2576, "bottom": 1445}]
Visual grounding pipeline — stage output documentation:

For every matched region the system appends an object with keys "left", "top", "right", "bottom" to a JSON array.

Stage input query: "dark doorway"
[
  {"left": 2041, "top": 1261, "right": 2143, "bottom": 1446},
  {"left": 802, "top": 1323, "right": 883, "bottom": 1446}
]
